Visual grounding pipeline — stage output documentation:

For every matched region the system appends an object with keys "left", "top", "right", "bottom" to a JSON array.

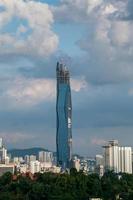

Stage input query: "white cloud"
[
  {"left": 52, "top": 0, "right": 131, "bottom": 49},
  {"left": 53, "top": 0, "right": 132, "bottom": 52},
  {"left": 128, "top": 88, "right": 133, "bottom": 96},
  {"left": 87, "top": 0, "right": 103, "bottom": 14},
  {"left": 91, "top": 137, "right": 106, "bottom": 146},
  {"left": 109, "top": 21, "right": 133, "bottom": 47},
  {"left": 0, "top": 76, "right": 88, "bottom": 109},
  {"left": 52, "top": 0, "right": 89, "bottom": 23},
  {"left": 6, "top": 77, "right": 56, "bottom": 107},
  {"left": 71, "top": 77, "right": 88, "bottom": 92},
  {"left": 0, "top": 0, "right": 58, "bottom": 57},
  {"left": 102, "top": 3, "right": 118, "bottom": 15},
  {"left": 0, "top": 132, "right": 37, "bottom": 144},
  {"left": 59, "top": 0, "right": 132, "bottom": 84},
  {"left": 52, "top": 0, "right": 125, "bottom": 23}
]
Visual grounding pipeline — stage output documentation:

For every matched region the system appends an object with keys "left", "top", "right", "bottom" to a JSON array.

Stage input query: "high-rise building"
[
  {"left": 0, "top": 147, "right": 7, "bottom": 163},
  {"left": 24, "top": 155, "right": 30, "bottom": 164},
  {"left": 39, "top": 151, "right": 53, "bottom": 163},
  {"left": 30, "top": 161, "right": 40, "bottom": 174},
  {"left": 118, "top": 147, "right": 132, "bottom": 174},
  {"left": 95, "top": 155, "right": 104, "bottom": 177},
  {"left": 0, "top": 138, "right": 2, "bottom": 148},
  {"left": 0, "top": 138, "right": 10, "bottom": 164},
  {"left": 95, "top": 155, "right": 103, "bottom": 166},
  {"left": 72, "top": 157, "right": 80, "bottom": 172},
  {"left": 29, "top": 155, "right": 36, "bottom": 162},
  {"left": 56, "top": 62, "right": 72, "bottom": 169},
  {"left": 103, "top": 140, "right": 132, "bottom": 174}
]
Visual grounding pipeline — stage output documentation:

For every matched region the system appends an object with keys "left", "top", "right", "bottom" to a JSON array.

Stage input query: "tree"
[
  {"left": 101, "top": 171, "right": 121, "bottom": 200},
  {"left": 70, "top": 168, "right": 78, "bottom": 176},
  {"left": 29, "top": 182, "right": 46, "bottom": 200}
]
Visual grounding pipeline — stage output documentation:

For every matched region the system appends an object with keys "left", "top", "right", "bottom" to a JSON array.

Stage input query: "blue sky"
[
  {"left": 53, "top": 23, "right": 85, "bottom": 56},
  {"left": 0, "top": 0, "right": 133, "bottom": 156}
]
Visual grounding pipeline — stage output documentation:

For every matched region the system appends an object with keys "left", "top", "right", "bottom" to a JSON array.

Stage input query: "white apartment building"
[
  {"left": 103, "top": 140, "right": 132, "bottom": 174},
  {"left": 13, "top": 157, "right": 24, "bottom": 164},
  {"left": 72, "top": 157, "right": 80, "bottom": 172},
  {"left": 118, "top": 147, "right": 132, "bottom": 174},
  {"left": 30, "top": 161, "right": 40, "bottom": 174}
]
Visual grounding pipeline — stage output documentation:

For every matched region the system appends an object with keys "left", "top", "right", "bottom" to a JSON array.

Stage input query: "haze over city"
[{"left": 0, "top": 0, "right": 133, "bottom": 156}]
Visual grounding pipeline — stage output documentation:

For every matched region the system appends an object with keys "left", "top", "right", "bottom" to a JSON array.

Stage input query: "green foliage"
[
  {"left": 0, "top": 170, "right": 133, "bottom": 199},
  {"left": 101, "top": 171, "right": 120, "bottom": 200},
  {"left": 0, "top": 172, "right": 12, "bottom": 185},
  {"left": 29, "top": 182, "right": 46, "bottom": 200},
  {"left": 70, "top": 167, "right": 78, "bottom": 176}
]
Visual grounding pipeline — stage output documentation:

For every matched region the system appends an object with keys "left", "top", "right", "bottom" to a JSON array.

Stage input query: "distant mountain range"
[
  {"left": 8, "top": 148, "right": 80, "bottom": 159},
  {"left": 8, "top": 147, "right": 52, "bottom": 158}
]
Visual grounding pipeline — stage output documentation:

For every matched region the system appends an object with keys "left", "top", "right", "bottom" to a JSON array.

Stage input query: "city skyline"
[{"left": 0, "top": 0, "right": 133, "bottom": 156}]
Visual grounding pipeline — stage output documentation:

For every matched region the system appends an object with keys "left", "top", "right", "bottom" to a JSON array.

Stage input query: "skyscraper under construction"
[{"left": 56, "top": 62, "right": 72, "bottom": 169}]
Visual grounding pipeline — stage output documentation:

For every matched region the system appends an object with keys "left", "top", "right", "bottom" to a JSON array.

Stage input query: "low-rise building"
[{"left": 0, "top": 164, "right": 14, "bottom": 176}]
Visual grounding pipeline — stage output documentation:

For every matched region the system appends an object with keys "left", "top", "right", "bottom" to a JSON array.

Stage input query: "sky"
[{"left": 0, "top": 0, "right": 133, "bottom": 156}]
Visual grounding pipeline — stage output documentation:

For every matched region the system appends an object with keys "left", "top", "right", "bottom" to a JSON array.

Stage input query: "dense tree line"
[{"left": 0, "top": 169, "right": 133, "bottom": 200}]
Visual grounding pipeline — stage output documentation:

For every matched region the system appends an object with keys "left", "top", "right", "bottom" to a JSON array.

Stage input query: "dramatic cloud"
[
  {"left": 53, "top": 0, "right": 133, "bottom": 86},
  {"left": 52, "top": 0, "right": 126, "bottom": 23},
  {"left": 0, "top": 0, "right": 58, "bottom": 57}
]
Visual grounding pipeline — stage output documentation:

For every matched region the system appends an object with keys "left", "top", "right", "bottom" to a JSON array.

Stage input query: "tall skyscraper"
[{"left": 56, "top": 62, "right": 72, "bottom": 169}]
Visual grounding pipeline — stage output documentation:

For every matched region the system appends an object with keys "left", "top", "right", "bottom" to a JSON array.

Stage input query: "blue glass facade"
[{"left": 56, "top": 62, "right": 72, "bottom": 169}]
